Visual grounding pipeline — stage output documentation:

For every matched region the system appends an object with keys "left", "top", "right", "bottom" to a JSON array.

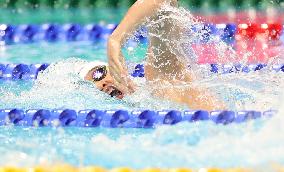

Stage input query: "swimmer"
[
  {"left": 81, "top": 0, "right": 225, "bottom": 110},
  {"left": 78, "top": 61, "right": 224, "bottom": 111},
  {"left": 107, "top": 0, "right": 185, "bottom": 93}
]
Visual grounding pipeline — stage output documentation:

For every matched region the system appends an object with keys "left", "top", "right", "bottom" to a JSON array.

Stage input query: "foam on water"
[
  {"left": 0, "top": 57, "right": 282, "bottom": 111},
  {"left": 123, "top": 3, "right": 284, "bottom": 111},
  {"left": 0, "top": 2, "right": 284, "bottom": 170},
  {"left": 87, "top": 114, "right": 284, "bottom": 169},
  {"left": 0, "top": 4, "right": 283, "bottom": 111},
  {"left": 198, "top": 70, "right": 284, "bottom": 110},
  {"left": 0, "top": 58, "right": 187, "bottom": 110},
  {"left": 0, "top": 108, "right": 284, "bottom": 169}
]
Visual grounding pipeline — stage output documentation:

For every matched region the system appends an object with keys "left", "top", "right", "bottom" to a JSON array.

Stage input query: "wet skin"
[
  {"left": 107, "top": 0, "right": 225, "bottom": 110},
  {"left": 84, "top": 66, "right": 124, "bottom": 99}
]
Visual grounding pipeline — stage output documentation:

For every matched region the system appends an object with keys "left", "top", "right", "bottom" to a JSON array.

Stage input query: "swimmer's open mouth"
[
  {"left": 101, "top": 84, "right": 124, "bottom": 99},
  {"left": 110, "top": 88, "right": 123, "bottom": 98},
  {"left": 108, "top": 86, "right": 124, "bottom": 99}
]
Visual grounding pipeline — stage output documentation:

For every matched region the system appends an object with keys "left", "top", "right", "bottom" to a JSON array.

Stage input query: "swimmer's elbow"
[
  {"left": 107, "top": 35, "right": 122, "bottom": 58},
  {"left": 108, "top": 35, "right": 120, "bottom": 50}
]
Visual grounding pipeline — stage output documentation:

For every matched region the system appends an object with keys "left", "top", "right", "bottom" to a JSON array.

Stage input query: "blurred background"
[
  {"left": 0, "top": 0, "right": 284, "bottom": 24},
  {"left": 0, "top": 0, "right": 283, "bottom": 9},
  {"left": 0, "top": 0, "right": 283, "bottom": 71}
]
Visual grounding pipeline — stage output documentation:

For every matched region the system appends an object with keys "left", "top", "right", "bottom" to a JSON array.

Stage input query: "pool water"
[
  {"left": 1, "top": 6, "right": 284, "bottom": 170},
  {"left": 0, "top": 46, "right": 283, "bottom": 170},
  {"left": 1, "top": 115, "right": 284, "bottom": 170},
  {"left": 0, "top": 118, "right": 281, "bottom": 169},
  {"left": 0, "top": 41, "right": 145, "bottom": 64}
]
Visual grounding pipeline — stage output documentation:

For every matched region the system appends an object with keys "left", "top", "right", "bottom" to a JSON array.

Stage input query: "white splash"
[{"left": 0, "top": 3, "right": 283, "bottom": 170}]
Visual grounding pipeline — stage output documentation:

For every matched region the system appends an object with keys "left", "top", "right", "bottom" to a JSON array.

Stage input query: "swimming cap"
[{"left": 78, "top": 61, "right": 108, "bottom": 80}]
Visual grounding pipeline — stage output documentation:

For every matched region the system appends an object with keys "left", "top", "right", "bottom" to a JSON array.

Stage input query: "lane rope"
[
  {"left": 0, "top": 23, "right": 283, "bottom": 45},
  {"left": 0, "top": 63, "right": 283, "bottom": 80},
  {"left": 0, "top": 109, "right": 276, "bottom": 127}
]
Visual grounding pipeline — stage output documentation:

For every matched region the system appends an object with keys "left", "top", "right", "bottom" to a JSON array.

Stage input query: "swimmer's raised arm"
[
  {"left": 107, "top": 0, "right": 178, "bottom": 94},
  {"left": 109, "top": 0, "right": 177, "bottom": 43}
]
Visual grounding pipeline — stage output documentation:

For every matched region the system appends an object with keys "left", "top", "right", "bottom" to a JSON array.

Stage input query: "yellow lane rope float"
[{"left": 0, "top": 166, "right": 279, "bottom": 172}]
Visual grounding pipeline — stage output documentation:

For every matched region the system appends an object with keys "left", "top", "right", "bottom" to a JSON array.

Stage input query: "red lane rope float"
[{"left": 236, "top": 23, "right": 283, "bottom": 40}]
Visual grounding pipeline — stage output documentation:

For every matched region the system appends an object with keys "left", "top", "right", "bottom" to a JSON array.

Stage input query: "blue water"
[
  {"left": 0, "top": 38, "right": 284, "bottom": 169},
  {"left": 0, "top": 41, "right": 145, "bottom": 64},
  {"left": 0, "top": 119, "right": 278, "bottom": 169},
  {"left": 1, "top": 6, "right": 284, "bottom": 170},
  {"left": 0, "top": 53, "right": 283, "bottom": 169},
  {"left": 0, "top": 35, "right": 284, "bottom": 168}
]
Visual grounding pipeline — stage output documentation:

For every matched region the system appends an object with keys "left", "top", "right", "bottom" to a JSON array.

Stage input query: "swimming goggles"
[{"left": 91, "top": 65, "right": 107, "bottom": 82}]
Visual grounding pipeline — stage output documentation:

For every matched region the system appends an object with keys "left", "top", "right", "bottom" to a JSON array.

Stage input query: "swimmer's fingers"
[
  {"left": 108, "top": 54, "right": 126, "bottom": 73},
  {"left": 108, "top": 66, "right": 129, "bottom": 91},
  {"left": 112, "top": 79, "right": 130, "bottom": 95},
  {"left": 108, "top": 58, "right": 136, "bottom": 94},
  {"left": 109, "top": 61, "right": 128, "bottom": 83},
  {"left": 117, "top": 77, "right": 135, "bottom": 94},
  {"left": 125, "top": 77, "right": 136, "bottom": 93},
  {"left": 111, "top": 73, "right": 135, "bottom": 95},
  {"left": 108, "top": 59, "right": 126, "bottom": 77},
  {"left": 109, "top": 66, "right": 127, "bottom": 86},
  {"left": 115, "top": 76, "right": 136, "bottom": 94}
]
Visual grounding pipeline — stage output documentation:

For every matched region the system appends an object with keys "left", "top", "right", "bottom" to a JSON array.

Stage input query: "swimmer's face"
[{"left": 84, "top": 66, "right": 124, "bottom": 99}]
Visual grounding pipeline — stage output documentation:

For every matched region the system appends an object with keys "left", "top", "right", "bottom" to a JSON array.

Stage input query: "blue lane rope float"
[
  {"left": 0, "top": 63, "right": 283, "bottom": 81},
  {"left": 2, "top": 23, "right": 283, "bottom": 45},
  {"left": 0, "top": 63, "right": 49, "bottom": 80},
  {"left": 208, "top": 63, "right": 284, "bottom": 74},
  {"left": 129, "top": 63, "right": 284, "bottom": 76},
  {"left": 0, "top": 109, "right": 277, "bottom": 128},
  {"left": 0, "top": 23, "right": 149, "bottom": 44}
]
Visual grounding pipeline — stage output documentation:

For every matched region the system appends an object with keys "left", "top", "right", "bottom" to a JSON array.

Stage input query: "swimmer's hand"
[
  {"left": 107, "top": 36, "right": 136, "bottom": 94},
  {"left": 107, "top": 0, "right": 179, "bottom": 94}
]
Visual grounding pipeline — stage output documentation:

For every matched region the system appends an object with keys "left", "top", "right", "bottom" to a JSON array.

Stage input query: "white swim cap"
[{"left": 78, "top": 61, "right": 108, "bottom": 80}]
